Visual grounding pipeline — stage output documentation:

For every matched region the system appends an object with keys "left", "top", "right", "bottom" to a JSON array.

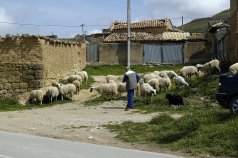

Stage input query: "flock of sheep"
[
  {"left": 30, "top": 58, "right": 238, "bottom": 106},
  {"left": 30, "top": 70, "right": 88, "bottom": 104},
  {"left": 90, "top": 59, "right": 238, "bottom": 104}
]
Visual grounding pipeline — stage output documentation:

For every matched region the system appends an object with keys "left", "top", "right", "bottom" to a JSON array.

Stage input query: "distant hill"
[{"left": 179, "top": 9, "right": 230, "bottom": 33}]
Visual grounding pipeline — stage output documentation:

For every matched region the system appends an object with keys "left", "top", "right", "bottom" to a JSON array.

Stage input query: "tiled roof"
[
  {"left": 208, "top": 20, "right": 224, "bottom": 27},
  {"left": 162, "top": 32, "right": 190, "bottom": 41},
  {"left": 104, "top": 32, "right": 163, "bottom": 43},
  {"left": 187, "top": 33, "right": 206, "bottom": 40},
  {"left": 104, "top": 32, "right": 205, "bottom": 43},
  {"left": 110, "top": 19, "right": 171, "bottom": 30}
]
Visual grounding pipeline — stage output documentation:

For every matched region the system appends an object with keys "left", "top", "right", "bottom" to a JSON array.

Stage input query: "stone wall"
[{"left": 0, "top": 36, "right": 86, "bottom": 99}]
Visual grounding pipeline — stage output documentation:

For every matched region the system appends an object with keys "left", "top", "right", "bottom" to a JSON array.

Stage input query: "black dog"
[{"left": 166, "top": 94, "right": 184, "bottom": 108}]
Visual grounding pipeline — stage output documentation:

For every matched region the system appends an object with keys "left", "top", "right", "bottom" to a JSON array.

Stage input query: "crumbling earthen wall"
[
  {"left": 0, "top": 36, "right": 86, "bottom": 99},
  {"left": 41, "top": 40, "right": 86, "bottom": 86}
]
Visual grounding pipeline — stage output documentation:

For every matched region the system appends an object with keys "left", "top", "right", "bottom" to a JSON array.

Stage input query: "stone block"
[
  {"left": 35, "top": 70, "right": 44, "bottom": 79},
  {"left": 3, "top": 83, "right": 11, "bottom": 90},
  {"left": 34, "top": 64, "right": 44, "bottom": 70},
  {"left": 23, "top": 75, "right": 34, "bottom": 80},
  {"left": 12, "top": 83, "right": 20, "bottom": 89},
  {"left": 29, "top": 80, "right": 44, "bottom": 88},
  {"left": 0, "top": 78, "right": 8, "bottom": 83},
  {"left": 20, "top": 83, "right": 28, "bottom": 89},
  {"left": 0, "top": 90, "right": 7, "bottom": 94},
  {"left": 0, "top": 84, "right": 3, "bottom": 90}
]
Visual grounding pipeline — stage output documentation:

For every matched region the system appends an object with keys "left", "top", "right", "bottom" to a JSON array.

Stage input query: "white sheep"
[
  {"left": 140, "top": 83, "right": 156, "bottom": 103},
  {"left": 158, "top": 75, "right": 171, "bottom": 92},
  {"left": 173, "top": 76, "right": 189, "bottom": 88},
  {"left": 106, "top": 75, "right": 120, "bottom": 83},
  {"left": 72, "top": 80, "right": 81, "bottom": 93},
  {"left": 64, "top": 75, "right": 83, "bottom": 84},
  {"left": 196, "top": 59, "right": 220, "bottom": 75},
  {"left": 148, "top": 78, "right": 160, "bottom": 91},
  {"left": 90, "top": 80, "right": 118, "bottom": 96},
  {"left": 30, "top": 89, "right": 45, "bottom": 105},
  {"left": 82, "top": 71, "right": 88, "bottom": 83},
  {"left": 180, "top": 66, "right": 198, "bottom": 78},
  {"left": 46, "top": 86, "right": 59, "bottom": 103},
  {"left": 71, "top": 69, "right": 85, "bottom": 81},
  {"left": 229, "top": 63, "right": 238, "bottom": 75},
  {"left": 164, "top": 70, "right": 178, "bottom": 79},
  {"left": 143, "top": 73, "right": 161, "bottom": 83},
  {"left": 56, "top": 83, "right": 76, "bottom": 100},
  {"left": 117, "top": 82, "right": 127, "bottom": 94}
]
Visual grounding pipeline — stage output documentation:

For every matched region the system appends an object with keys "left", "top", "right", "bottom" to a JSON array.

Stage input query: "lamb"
[
  {"left": 30, "top": 89, "right": 45, "bottom": 105},
  {"left": 72, "top": 80, "right": 81, "bottom": 93},
  {"left": 140, "top": 83, "right": 156, "bottom": 103},
  {"left": 46, "top": 86, "right": 59, "bottom": 103},
  {"left": 196, "top": 59, "right": 220, "bottom": 75},
  {"left": 56, "top": 83, "right": 76, "bottom": 100},
  {"left": 147, "top": 78, "right": 160, "bottom": 91},
  {"left": 90, "top": 80, "right": 118, "bottom": 96},
  {"left": 173, "top": 76, "right": 189, "bottom": 88},
  {"left": 229, "top": 63, "right": 238, "bottom": 75},
  {"left": 180, "top": 66, "right": 198, "bottom": 78},
  {"left": 166, "top": 94, "right": 184, "bottom": 108}
]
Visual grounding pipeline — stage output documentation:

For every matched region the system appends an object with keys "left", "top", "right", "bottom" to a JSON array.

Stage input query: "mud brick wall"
[
  {"left": 0, "top": 36, "right": 86, "bottom": 99},
  {"left": 41, "top": 40, "right": 86, "bottom": 86}
]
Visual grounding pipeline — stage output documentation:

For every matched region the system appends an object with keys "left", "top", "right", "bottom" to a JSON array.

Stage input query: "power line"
[{"left": 0, "top": 21, "right": 109, "bottom": 28}]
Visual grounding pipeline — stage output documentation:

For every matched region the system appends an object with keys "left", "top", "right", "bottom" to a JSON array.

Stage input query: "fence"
[{"left": 86, "top": 43, "right": 206, "bottom": 65}]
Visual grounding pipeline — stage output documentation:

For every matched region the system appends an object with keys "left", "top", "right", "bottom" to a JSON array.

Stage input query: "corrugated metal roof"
[{"left": 110, "top": 19, "right": 171, "bottom": 30}]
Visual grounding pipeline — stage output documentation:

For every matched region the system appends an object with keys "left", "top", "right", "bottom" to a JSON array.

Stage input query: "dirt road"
[{"left": 0, "top": 76, "right": 166, "bottom": 152}]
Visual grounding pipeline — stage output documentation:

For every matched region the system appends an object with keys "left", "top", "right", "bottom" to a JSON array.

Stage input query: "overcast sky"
[{"left": 0, "top": 0, "right": 230, "bottom": 38}]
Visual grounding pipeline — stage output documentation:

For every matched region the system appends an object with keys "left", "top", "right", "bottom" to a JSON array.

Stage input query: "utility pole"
[
  {"left": 127, "top": 0, "right": 131, "bottom": 68},
  {"left": 80, "top": 24, "right": 85, "bottom": 42},
  {"left": 182, "top": 16, "right": 184, "bottom": 31}
]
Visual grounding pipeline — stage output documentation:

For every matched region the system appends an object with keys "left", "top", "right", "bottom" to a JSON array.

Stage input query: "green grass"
[
  {"left": 106, "top": 111, "right": 238, "bottom": 157},
  {"left": 81, "top": 75, "right": 94, "bottom": 90},
  {"left": 82, "top": 65, "right": 238, "bottom": 157},
  {"left": 84, "top": 64, "right": 183, "bottom": 76},
  {"left": 0, "top": 98, "right": 71, "bottom": 112}
]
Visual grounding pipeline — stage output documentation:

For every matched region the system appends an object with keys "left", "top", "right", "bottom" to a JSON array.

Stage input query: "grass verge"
[
  {"left": 106, "top": 111, "right": 238, "bottom": 157},
  {"left": 0, "top": 98, "right": 71, "bottom": 112}
]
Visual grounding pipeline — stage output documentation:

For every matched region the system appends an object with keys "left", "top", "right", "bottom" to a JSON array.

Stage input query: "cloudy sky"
[{"left": 0, "top": 0, "right": 230, "bottom": 38}]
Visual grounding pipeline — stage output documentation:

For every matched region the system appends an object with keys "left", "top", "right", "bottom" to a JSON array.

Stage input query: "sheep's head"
[{"left": 151, "top": 89, "right": 156, "bottom": 96}]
